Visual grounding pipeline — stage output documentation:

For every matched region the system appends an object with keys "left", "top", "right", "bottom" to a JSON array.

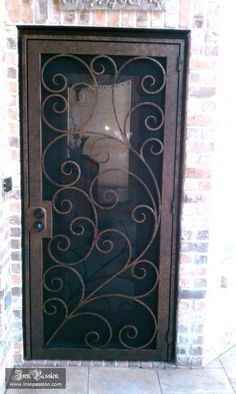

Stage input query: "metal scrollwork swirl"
[{"left": 41, "top": 54, "right": 166, "bottom": 350}]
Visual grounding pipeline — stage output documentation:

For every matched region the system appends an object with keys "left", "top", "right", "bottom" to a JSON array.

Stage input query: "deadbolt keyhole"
[
  {"left": 33, "top": 221, "right": 45, "bottom": 232},
  {"left": 33, "top": 208, "right": 46, "bottom": 232}
]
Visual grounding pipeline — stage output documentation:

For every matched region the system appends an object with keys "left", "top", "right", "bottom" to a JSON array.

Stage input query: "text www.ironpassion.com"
[{"left": 8, "top": 381, "right": 63, "bottom": 388}]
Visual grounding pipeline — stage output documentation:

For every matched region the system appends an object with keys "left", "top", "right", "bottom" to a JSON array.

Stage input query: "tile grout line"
[
  {"left": 155, "top": 369, "right": 163, "bottom": 394},
  {"left": 87, "top": 365, "right": 90, "bottom": 394},
  {"left": 219, "top": 358, "right": 236, "bottom": 394}
]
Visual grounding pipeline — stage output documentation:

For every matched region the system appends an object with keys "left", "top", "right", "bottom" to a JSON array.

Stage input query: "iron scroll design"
[{"left": 41, "top": 54, "right": 166, "bottom": 350}]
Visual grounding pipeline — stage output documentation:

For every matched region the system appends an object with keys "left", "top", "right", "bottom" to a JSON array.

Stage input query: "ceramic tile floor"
[{"left": 6, "top": 345, "right": 236, "bottom": 394}]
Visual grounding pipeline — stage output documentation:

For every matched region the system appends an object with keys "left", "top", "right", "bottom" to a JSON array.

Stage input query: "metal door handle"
[
  {"left": 26, "top": 202, "right": 52, "bottom": 237},
  {"left": 34, "top": 207, "right": 46, "bottom": 219}
]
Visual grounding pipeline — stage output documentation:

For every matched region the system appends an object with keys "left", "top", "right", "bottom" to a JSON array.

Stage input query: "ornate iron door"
[{"left": 20, "top": 27, "right": 189, "bottom": 361}]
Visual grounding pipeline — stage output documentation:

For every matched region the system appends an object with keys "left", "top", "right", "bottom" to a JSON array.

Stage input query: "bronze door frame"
[{"left": 19, "top": 27, "right": 190, "bottom": 361}]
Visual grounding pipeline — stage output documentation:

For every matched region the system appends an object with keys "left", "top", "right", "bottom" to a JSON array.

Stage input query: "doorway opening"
[{"left": 19, "top": 27, "right": 189, "bottom": 361}]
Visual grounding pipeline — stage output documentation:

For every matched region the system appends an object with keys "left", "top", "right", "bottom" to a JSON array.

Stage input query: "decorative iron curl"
[
  {"left": 43, "top": 298, "right": 69, "bottom": 317},
  {"left": 130, "top": 259, "right": 159, "bottom": 298},
  {"left": 52, "top": 187, "right": 97, "bottom": 220},
  {"left": 41, "top": 94, "right": 68, "bottom": 133},
  {"left": 118, "top": 297, "right": 158, "bottom": 349},
  {"left": 131, "top": 204, "right": 156, "bottom": 224},
  {"left": 115, "top": 56, "right": 166, "bottom": 95},
  {"left": 45, "top": 310, "right": 112, "bottom": 349},
  {"left": 95, "top": 228, "right": 132, "bottom": 264},
  {"left": 90, "top": 55, "right": 118, "bottom": 79},
  {"left": 111, "top": 56, "right": 166, "bottom": 138},
  {"left": 140, "top": 137, "right": 164, "bottom": 158},
  {"left": 42, "top": 134, "right": 82, "bottom": 187},
  {"left": 48, "top": 229, "right": 96, "bottom": 266},
  {"left": 41, "top": 54, "right": 97, "bottom": 93},
  {"left": 43, "top": 265, "right": 85, "bottom": 302},
  {"left": 124, "top": 102, "right": 165, "bottom": 136},
  {"left": 77, "top": 294, "right": 158, "bottom": 350},
  {"left": 72, "top": 312, "right": 112, "bottom": 348}
]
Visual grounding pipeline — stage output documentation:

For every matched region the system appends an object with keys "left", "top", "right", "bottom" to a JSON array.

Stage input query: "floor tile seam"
[
  {"left": 87, "top": 366, "right": 90, "bottom": 394},
  {"left": 219, "top": 359, "right": 236, "bottom": 394},
  {"left": 224, "top": 371, "right": 236, "bottom": 394},
  {"left": 155, "top": 369, "right": 163, "bottom": 394},
  {"left": 153, "top": 367, "right": 236, "bottom": 394}
]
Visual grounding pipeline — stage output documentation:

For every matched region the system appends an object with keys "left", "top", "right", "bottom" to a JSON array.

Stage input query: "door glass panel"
[{"left": 41, "top": 54, "right": 166, "bottom": 349}]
